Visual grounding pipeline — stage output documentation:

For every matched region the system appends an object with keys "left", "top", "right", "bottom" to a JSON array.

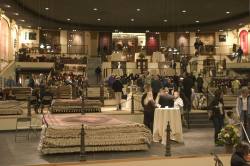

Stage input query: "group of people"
[{"left": 209, "top": 86, "right": 250, "bottom": 145}]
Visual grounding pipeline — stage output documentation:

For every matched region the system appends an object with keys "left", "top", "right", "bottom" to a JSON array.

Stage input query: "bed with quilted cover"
[
  {"left": 38, "top": 114, "right": 152, "bottom": 154},
  {"left": 50, "top": 99, "right": 102, "bottom": 113}
]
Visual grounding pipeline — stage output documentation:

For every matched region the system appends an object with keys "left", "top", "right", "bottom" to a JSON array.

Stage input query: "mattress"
[
  {"left": 51, "top": 99, "right": 102, "bottom": 113},
  {"left": 39, "top": 114, "right": 152, "bottom": 154},
  {"left": 0, "top": 100, "right": 23, "bottom": 115}
]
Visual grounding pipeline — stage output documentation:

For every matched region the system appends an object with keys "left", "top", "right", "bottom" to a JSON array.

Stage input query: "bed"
[
  {"left": 50, "top": 99, "right": 102, "bottom": 113},
  {"left": 38, "top": 114, "right": 152, "bottom": 154}
]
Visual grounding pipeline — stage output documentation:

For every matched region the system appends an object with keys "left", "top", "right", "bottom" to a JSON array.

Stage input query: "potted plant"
[{"left": 218, "top": 125, "right": 240, "bottom": 153}]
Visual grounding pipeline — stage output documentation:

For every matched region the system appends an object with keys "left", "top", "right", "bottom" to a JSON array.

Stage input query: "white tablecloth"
[
  {"left": 153, "top": 108, "right": 183, "bottom": 144},
  {"left": 152, "top": 52, "right": 165, "bottom": 62}
]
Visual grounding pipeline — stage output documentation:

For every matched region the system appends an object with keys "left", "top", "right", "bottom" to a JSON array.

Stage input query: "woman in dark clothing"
[
  {"left": 141, "top": 85, "right": 156, "bottom": 132},
  {"left": 209, "top": 89, "right": 225, "bottom": 146},
  {"left": 231, "top": 142, "right": 250, "bottom": 166}
]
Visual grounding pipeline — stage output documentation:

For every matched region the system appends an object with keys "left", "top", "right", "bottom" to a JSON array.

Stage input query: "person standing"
[
  {"left": 209, "top": 89, "right": 225, "bottom": 146},
  {"left": 236, "top": 87, "right": 250, "bottom": 139},
  {"left": 232, "top": 77, "right": 241, "bottom": 95},
  {"left": 151, "top": 75, "right": 162, "bottom": 100},
  {"left": 95, "top": 66, "right": 102, "bottom": 84},
  {"left": 141, "top": 85, "right": 156, "bottom": 132},
  {"left": 182, "top": 73, "right": 194, "bottom": 113},
  {"left": 5, "top": 76, "right": 16, "bottom": 88},
  {"left": 112, "top": 77, "right": 124, "bottom": 111},
  {"left": 237, "top": 47, "right": 243, "bottom": 63},
  {"left": 196, "top": 74, "right": 204, "bottom": 93},
  {"left": 156, "top": 88, "right": 174, "bottom": 108}
]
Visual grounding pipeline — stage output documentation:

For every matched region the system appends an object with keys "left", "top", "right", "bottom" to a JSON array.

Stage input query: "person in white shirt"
[
  {"left": 174, "top": 91, "right": 186, "bottom": 126},
  {"left": 174, "top": 91, "right": 184, "bottom": 110}
]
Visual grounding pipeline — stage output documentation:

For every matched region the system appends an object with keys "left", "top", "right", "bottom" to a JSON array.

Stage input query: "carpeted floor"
[{"left": 0, "top": 128, "right": 224, "bottom": 166}]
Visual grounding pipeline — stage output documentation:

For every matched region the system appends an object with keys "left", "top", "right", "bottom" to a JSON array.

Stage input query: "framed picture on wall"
[
  {"left": 219, "top": 35, "right": 226, "bottom": 42},
  {"left": 29, "top": 32, "right": 37, "bottom": 40}
]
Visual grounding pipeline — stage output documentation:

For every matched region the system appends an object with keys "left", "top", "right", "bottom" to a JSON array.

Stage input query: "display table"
[
  {"left": 110, "top": 52, "right": 126, "bottom": 61},
  {"left": 152, "top": 52, "right": 165, "bottom": 62},
  {"left": 153, "top": 108, "right": 183, "bottom": 144}
]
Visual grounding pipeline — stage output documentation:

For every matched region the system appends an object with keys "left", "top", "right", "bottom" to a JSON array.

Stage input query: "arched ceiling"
[{"left": 0, "top": 0, "right": 250, "bottom": 32}]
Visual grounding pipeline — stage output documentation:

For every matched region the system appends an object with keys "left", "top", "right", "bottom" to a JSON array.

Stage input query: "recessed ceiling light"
[
  {"left": 13, "top": 12, "right": 19, "bottom": 16},
  {"left": 38, "top": 26, "right": 42, "bottom": 29},
  {"left": 27, "top": 25, "right": 31, "bottom": 28},
  {"left": 114, "top": 29, "right": 118, "bottom": 32},
  {"left": 195, "top": 20, "right": 200, "bottom": 23},
  {"left": 226, "top": 11, "right": 230, "bottom": 14},
  {"left": 163, "top": 19, "right": 168, "bottom": 22},
  {"left": 136, "top": 8, "right": 141, "bottom": 11},
  {"left": 58, "top": 28, "right": 62, "bottom": 30},
  {"left": 97, "top": 18, "right": 101, "bottom": 21},
  {"left": 73, "top": 29, "right": 76, "bottom": 32},
  {"left": 185, "top": 31, "right": 189, "bottom": 33},
  {"left": 219, "top": 29, "right": 223, "bottom": 32},
  {"left": 45, "top": 7, "right": 49, "bottom": 10},
  {"left": 130, "top": 18, "right": 135, "bottom": 22},
  {"left": 93, "top": 8, "right": 98, "bottom": 11},
  {"left": 67, "top": 18, "right": 71, "bottom": 21},
  {"left": 5, "top": 4, "right": 11, "bottom": 8},
  {"left": 197, "top": 29, "right": 200, "bottom": 32},
  {"left": 20, "top": 19, "right": 25, "bottom": 22},
  {"left": 146, "top": 30, "right": 150, "bottom": 33},
  {"left": 182, "top": 10, "right": 187, "bottom": 13}
]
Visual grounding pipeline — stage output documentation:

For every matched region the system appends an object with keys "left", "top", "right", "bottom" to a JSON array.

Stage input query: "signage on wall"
[{"left": 219, "top": 35, "right": 226, "bottom": 42}]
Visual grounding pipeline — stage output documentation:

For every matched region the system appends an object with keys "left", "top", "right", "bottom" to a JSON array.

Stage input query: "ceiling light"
[
  {"left": 146, "top": 30, "right": 150, "bottom": 33},
  {"left": 114, "top": 29, "right": 118, "bottom": 32},
  {"left": 97, "top": 18, "right": 101, "bottom": 21},
  {"left": 226, "top": 11, "right": 230, "bottom": 14},
  {"left": 38, "top": 26, "right": 42, "bottom": 29},
  {"left": 27, "top": 25, "right": 31, "bottom": 28},
  {"left": 197, "top": 29, "right": 200, "bottom": 32},
  {"left": 219, "top": 29, "right": 223, "bottom": 32},
  {"left": 20, "top": 19, "right": 25, "bottom": 22},
  {"left": 136, "top": 8, "right": 141, "bottom": 12},
  {"left": 227, "top": 28, "right": 231, "bottom": 31},
  {"left": 13, "top": 12, "right": 19, "bottom": 16},
  {"left": 182, "top": 10, "right": 187, "bottom": 13},
  {"left": 239, "top": 23, "right": 243, "bottom": 26},
  {"left": 67, "top": 18, "right": 71, "bottom": 21},
  {"left": 5, "top": 4, "right": 11, "bottom": 8},
  {"left": 163, "top": 19, "right": 168, "bottom": 22},
  {"left": 93, "top": 8, "right": 98, "bottom": 11},
  {"left": 195, "top": 20, "right": 200, "bottom": 23},
  {"left": 185, "top": 31, "right": 189, "bottom": 33},
  {"left": 130, "top": 18, "right": 135, "bottom": 22},
  {"left": 58, "top": 28, "right": 62, "bottom": 30},
  {"left": 45, "top": 7, "right": 49, "bottom": 10}
]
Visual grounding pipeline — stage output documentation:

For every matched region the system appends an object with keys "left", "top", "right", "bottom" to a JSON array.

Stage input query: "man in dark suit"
[{"left": 156, "top": 88, "right": 174, "bottom": 108}]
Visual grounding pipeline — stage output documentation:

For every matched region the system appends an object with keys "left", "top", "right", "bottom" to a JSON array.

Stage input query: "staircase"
[
  {"left": 86, "top": 57, "right": 102, "bottom": 85},
  {"left": 188, "top": 111, "right": 213, "bottom": 128}
]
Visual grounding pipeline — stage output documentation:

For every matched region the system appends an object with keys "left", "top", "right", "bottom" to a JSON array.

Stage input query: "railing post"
[
  {"left": 165, "top": 121, "right": 171, "bottom": 156},
  {"left": 100, "top": 83, "right": 104, "bottom": 106},
  {"left": 80, "top": 124, "right": 86, "bottom": 161},
  {"left": 27, "top": 96, "right": 31, "bottom": 117},
  {"left": 131, "top": 93, "right": 135, "bottom": 114},
  {"left": 81, "top": 95, "right": 85, "bottom": 115}
]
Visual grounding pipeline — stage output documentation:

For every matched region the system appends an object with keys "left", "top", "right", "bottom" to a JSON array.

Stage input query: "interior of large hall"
[{"left": 0, "top": 0, "right": 250, "bottom": 166}]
